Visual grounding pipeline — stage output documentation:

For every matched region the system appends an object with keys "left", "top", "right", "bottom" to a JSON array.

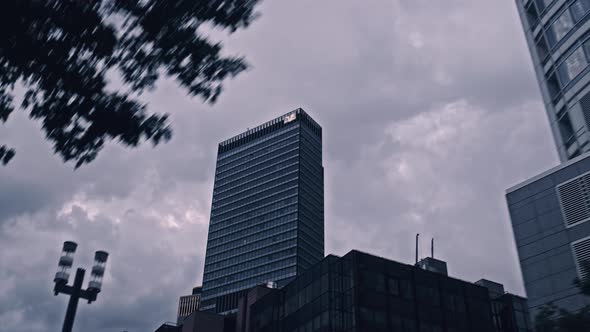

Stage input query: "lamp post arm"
[{"left": 62, "top": 268, "right": 85, "bottom": 332}]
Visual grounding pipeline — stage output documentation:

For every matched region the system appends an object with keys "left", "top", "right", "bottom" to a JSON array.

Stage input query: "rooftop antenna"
[
  {"left": 431, "top": 238, "right": 434, "bottom": 258},
  {"left": 415, "top": 233, "right": 420, "bottom": 265}
]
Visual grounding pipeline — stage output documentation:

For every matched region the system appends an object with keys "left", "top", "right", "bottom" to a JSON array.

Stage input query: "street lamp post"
[{"left": 53, "top": 241, "right": 109, "bottom": 332}]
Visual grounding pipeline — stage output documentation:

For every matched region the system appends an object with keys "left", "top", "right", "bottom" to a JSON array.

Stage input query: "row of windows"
[
  {"left": 205, "top": 229, "right": 297, "bottom": 261},
  {"left": 204, "top": 251, "right": 297, "bottom": 284},
  {"left": 203, "top": 246, "right": 297, "bottom": 280},
  {"left": 299, "top": 140, "right": 322, "bottom": 164},
  {"left": 299, "top": 139, "right": 322, "bottom": 162},
  {"left": 211, "top": 186, "right": 298, "bottom": 219},
  {"left": 300, "top": 135, "right": 322, "bottom": 159},
  {"left": 203, "top": 266, "right": 297, "bottom": 299},
  {"left": 299, "top": 219, "right": 324, "bottom": 247},
  {"left": 208, "top": 203, "right": 297, "bottom": 235},
  {"left": 217, "top": 123, "right": 299, "bottom": 161},
  {"left": 211, "top": 195, "right": 297, "bottom": 226},
  {"left": 207, "top": 214, "right": 297, "bottom": 250},
  {"left": 211, "top": 173, "right": 299, "bottom": 210},
  {"left": 300, "top": 158, "right": 322, "bottom": 181},
  {"left": 299, "top": 205, "right": 324, "bottom": 231},
  {"left": 206, "top": 217, "right": 297, "bottom": 251},
  {"left": 214, "top": 156, "right": 299, "bottom": 194},
  {"left": 546, "top": 0, "right": 590, "bottom": 47},
  {"left": 299, "top": 205, "right": 323, "bottom": 232},
  {"left": 204, "top": 238, "right": 297, "bottom": 272},
  {"left": 299, "top": 183, "right": 324, "bottom": 212},
  {"left": 217, "top": 125, "right": 299, "bottom": 165},
  {"left": 298, "top": 244, "right": 323, "bottom": 268},
  {"left": 285, "top": 273, "right": 331, "bottom": 316},
  {"left": 208, "top": 211, "right": 298, "bottom": 243},
  {"left": 555, "top": 32, "right": 590, "bottom": 88},
  {"left": 214, "top": 148, "right": 299, "bottom": 186},
  {"left": 299, "top": 156, "right": 324, "bottom": 186},
  {"left": 298, "top": 233, "right": 324, "bottom": 259},
  {"left": 524, "top": 0, "right": 559, "bottom": 31},
  {"left": 299, "top": 201, "right": 324, "bottom": 229},
  {"left": 300, "top": 124, "right": 322, "bottom": 144},
  {"left": 301, "top": 174, "right": 324, "bottom": 197},
  {"left": 298, "top": 209, "right": 324, "bottom": 238},
  {"left": 216, "top": 136, "right": 299, "bottom": 175}
]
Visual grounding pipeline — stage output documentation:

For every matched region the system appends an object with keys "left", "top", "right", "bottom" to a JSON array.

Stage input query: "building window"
[
  {"left": 559, "top": 47, "right": 588, "bottom": 83},
  {"left": 558, "top": 113, "right": 577, "bottom": 147},
  {"left": 547, "top": 72, "right": 562, "bottom": 101},
  {"left": 551, "top": 10, "right": 575, "bottom": 44},
  {"left": 572, "top": 236, "right": 590, "bottom": 280},
  {"left": 536, "top": 34, "right": 550, "bottom": 62},
  {"left": 572, "top": 0, "right": 590, "bottom": 21},
  {"left": 526, "top": 2, "right": 540, "bottom": 28}
]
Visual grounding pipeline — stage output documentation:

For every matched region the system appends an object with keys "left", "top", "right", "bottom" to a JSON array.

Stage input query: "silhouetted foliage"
[
  {"left": 534, "top": 261, "right": 590, "bottom": 331},
  {"left": 0, "top": 0, "right": 259, "bottom": 167}
]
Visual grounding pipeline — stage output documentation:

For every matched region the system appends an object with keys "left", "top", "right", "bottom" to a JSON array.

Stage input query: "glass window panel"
[
  {"left": 572, "top": 0, "right": 590, "bottom": 20},
  {"left": 559, "top": 47, "right": 588, "bottom": 84},
  {"left": 536, "top": 0, "right": 553, "bottom": 11},
  {"left": 552, "top": 10, "right": 575, "bottom": 42}
]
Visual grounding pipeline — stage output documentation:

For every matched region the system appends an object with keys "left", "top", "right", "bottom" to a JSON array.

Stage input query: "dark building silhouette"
[
  {"left": 154, "top": 311, "right": 236, "bottom": 332},
  {"left": 246, "top": 250, "right": 495, "bottom": 332},
  {"left": 476, "top": 279, "right": 533, "bottom": 332},
  {"left": 178, "top": 286, "right": 202, "bottom": 324},
  {"left": 156, "top": 250, "right": 533, "bottom": 332},
  {"left": 201, "top": 109, "right": 325, "bottom": 313}
]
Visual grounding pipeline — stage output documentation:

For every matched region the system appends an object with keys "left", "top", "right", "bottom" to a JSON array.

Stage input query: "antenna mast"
[
  {"left": 415, "top": 233, "right": 420, "bottom": 265},
  {"left": 431, "top": 238, "right": 434, "bottom": 258}
]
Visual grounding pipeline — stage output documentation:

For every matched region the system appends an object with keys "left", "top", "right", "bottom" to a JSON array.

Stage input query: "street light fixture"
[{"left": 53, "top": 241, "right": 109, "bottom": 332}]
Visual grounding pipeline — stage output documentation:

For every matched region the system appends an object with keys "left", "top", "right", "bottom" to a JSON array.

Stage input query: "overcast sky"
[{"left": 0, "top": 1, "right": 560, "bottom": 331}]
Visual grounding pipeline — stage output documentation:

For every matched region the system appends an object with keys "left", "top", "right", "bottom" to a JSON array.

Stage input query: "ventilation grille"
[
  {"left": 580, "top": 90, "right": 590, "bottom": 131},
  {"left": 572, "top": 237, "right": 590, "bottom": 281},
  {"left": 557, "top": 173, "right": 590, "bottom": 227}
]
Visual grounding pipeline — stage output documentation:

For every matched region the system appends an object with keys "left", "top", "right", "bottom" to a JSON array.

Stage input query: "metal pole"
[
  {"left": 415, "top": 233, "right": 419, "bottom": 265},
  {"left": 62, "top": 268, "right": 85, "bottom": 332}
]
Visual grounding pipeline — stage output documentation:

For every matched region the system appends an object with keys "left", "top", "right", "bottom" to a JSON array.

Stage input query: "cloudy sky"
[{"left": 0, "top": 1, "right": 560, "bottom": 331}]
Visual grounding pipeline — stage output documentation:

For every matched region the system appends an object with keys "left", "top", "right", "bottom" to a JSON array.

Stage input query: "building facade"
[
  {"left": 248, "top": 251, "right": 495, "bottom": 332},
  {"left": 201, "top": 108, "right": 325, "bottom": 313},
  {"left": 506, "top": 153, "right": 590, "bottom": 317},
  {"left": 476, "top": 279, "right": 533, "bottom": 332},
  {"left": 515, "top": 0, "right": 590, "bottom": 161},
  {"left": 177, "top": 287, "right": 202, "bottom": 324}
]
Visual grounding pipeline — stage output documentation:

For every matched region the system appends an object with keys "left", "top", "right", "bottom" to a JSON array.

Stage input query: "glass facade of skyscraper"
[
  {"left": 200, "top": 108, "right": 324, "bottom": 313},
  {"left": 516, "top": 0, "right": 590, "bottom": 161},
  {"left": 506, "top": 153, "right": 590, "bottom": 318}
]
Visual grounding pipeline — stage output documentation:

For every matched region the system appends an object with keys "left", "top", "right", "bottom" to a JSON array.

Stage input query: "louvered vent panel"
[
  {"left": 557, "top": 174, "right": 590, "bottom": 227},
  {"left": 572, "top": 237, "right": 590, "bottom": 281},
  {"left": 580, "top": 91, "right": 590, "bottom": 131}
]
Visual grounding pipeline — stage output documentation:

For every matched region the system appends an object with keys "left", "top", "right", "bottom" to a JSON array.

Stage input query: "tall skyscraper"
[
  {"left": 200, "top": 108, "right": 324, "bottom": 313},
  {"left": 515, "top": 0, "right": 590, "bottom": 161},
  {"left": 509, "top": 0, "right": 590, "bottom": 322}
]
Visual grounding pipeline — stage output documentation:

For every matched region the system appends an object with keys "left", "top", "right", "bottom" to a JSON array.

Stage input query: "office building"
[
  {"left": 247, "top": 250, "right": 495, "bottom": 332},
  {"left": 201, "top": 108, "right": 325, "bottom": 313},
  {"left": 178, "top": 287, "right": 202, "bottom": 324},
  {"left": 506, "top": 153, "right": 590, "bottom": 317},
  {"left": 156, "top": 249, "right": 532, "bottom": 332},
  {"left": 476, "top": 279, "right": 533, "bottom": 332},
  {"left": 515, "top": 0, "right": 590, "bottom": 161},
  {"left": 154, "top": 311, "right": 235, "bottom": 332}
]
